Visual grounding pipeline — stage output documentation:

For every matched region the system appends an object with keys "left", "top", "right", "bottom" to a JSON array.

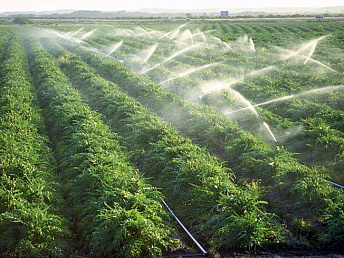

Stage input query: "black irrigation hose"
[{"left": 160, "top": 198, "right": 208, "bottom": 256}]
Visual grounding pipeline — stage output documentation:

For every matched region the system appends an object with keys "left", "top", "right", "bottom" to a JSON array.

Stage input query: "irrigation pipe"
[
  {"left": 160, "top": 198, "right": 208, "bottom": 256},
  {"left": 326, "top": 180, "right": 344, "bottom": 190}
]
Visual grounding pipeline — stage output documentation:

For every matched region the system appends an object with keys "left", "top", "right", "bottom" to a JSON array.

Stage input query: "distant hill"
[
  {"left": 1, "top": 6, "right": 344, "bottom": 18},
  {"left": 1, "top": 9, "right": 75, "bottom": 16},
  {"left": 138, "top": 6, "right": 344, "bottom": 15}
]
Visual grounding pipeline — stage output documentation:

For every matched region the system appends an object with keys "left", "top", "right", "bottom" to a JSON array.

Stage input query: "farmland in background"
[{"left": 1, "top": 18, "right": 344, "bottom": 256}]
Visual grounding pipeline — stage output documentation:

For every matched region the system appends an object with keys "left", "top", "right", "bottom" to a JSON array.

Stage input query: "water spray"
[
  {"left": 159, "top": 23, "right": 187, "bottom": 39},
  {"left": 224, "top": 85, "right": 344, "bottom": 116},
  {"left": 249, "top": 37, "right": 256, "bottom": 53},
  {"left": 199, "top": 66, "right": 275, "bottom": 99},
  {"left": 160, "top": 62, "right": 221, "bottom": 85},
  {"left": 51, "top": 29, "right": 123, "bottom": 63},
  {"left": 262, "top": 122, "right": 278, "bottom": 144},
  {"left": 140, "top": 44, "right": 201, "bottom": 75},
  {"left": 277, "top": 45, "right": 337, "bottom": 72},
  {"left": 199, "top": 82, "right": 234, "bottom": 98},
  {"left": 106, "top": 41, "right": 123, "bottom": 56},
  {"left": 201, "top": 86, "right": 279, "bottom": 143},
  {"left": 135, "top": 27, "right": 153, "bottom": 37},
  {"left": 141, "top": 43, "right": 159, "bottom": 64},
  {"left": 80, "top": 29, "right": 97, "bottom": 40},
  {"left": 229, "top": 89, "right": 278, "bottom": 143},
  {"left": 67, "top": 27, "right": 84, "bottom": 37},
  {"left": 210, "top": 36, "right": 231, "bottom": 50},
  {"left": 283, "top": 35, "right": 327, "bottom": 60}
]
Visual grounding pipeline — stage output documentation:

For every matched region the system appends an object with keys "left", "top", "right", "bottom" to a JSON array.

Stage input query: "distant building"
[{"left": 220, "top": 11, "right": 229, "bottom": 17}]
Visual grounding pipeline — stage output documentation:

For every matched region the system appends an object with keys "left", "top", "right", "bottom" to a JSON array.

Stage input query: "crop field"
[{"left": 0, "top": 19, "right": 344, "bottom": 257}]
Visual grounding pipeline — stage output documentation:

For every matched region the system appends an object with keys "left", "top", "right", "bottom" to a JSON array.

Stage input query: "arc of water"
[
  {"left": 54, "top": 30, "right": 95, "bottom": 50},
  {"left": 223, "top": 41, "right": 232, "bottom": 50},
  {"left": 226, "top": 88, "right": 278, "bottom": 143},
  {"left": 283, "top": 35, "right": 327, "bottom": 60},
  {"left": 120, "top": 29, "right": 131, "bottom": 36},
  {"left": 304, "top": 42, "right": 317, "bottom": 64},
  {"left": 224, "top": 85, "right": 344, "bottom": 116},
  {"left": 299, "top": 85, "right": 344, "bottom": 96},
  {"left": 229, "top": 89, "right": 278, "bottom": 143},
  {"left": 146, "top": 29, "right": 164, "bottom": 38},
  {"left": 125, "top": 29, "right": 136, "bottom": 36},
  {"left": 178, "top": 29, "right": 194, "bottom": 45},
  {"left": 210, "top": 36, "right": 223, "bottom": 43},
  {"left": 199, "top": 66, "right": 275, "bottom": 99},
  {"left": 278, "top": 43, "right": 336, "bottom": 72},
  {"left": 160, "top": 23, "right": 187, "bottom": 39},
  {"left": 249, "top": 38, "right": 256, "bottom": 53},
  {"left": 190, "top": 32, "right": 194, "bottom": 45},
  {"left": 80, "top": 29, "right": 97, "bottom": 40},
  {"left": 169, "top": 29, "right": 181, "bottom": 40},
  {"left": 201, "top": 32, "right": 207, "bottom": 46},
  {"left": 136, "top": 27, "right": 152, "bottom": 37},
  {"left": 247, "top": 66, "right": 276, "bottom": 78},
  {"left": 224, "top": 95, "right": 295, "bottom": 116},
  {"left": 52, "top": 29, "right": 122, "bottom": 63},
  {"left": 106, "top": 41, "right": 123, "bottom": 56},
  {"left": 137, "top": 31, "right": 153, "bottom": 37},
  {"left": 199, "top": 81, "right": 235, "bottom": 98},
  {"left": 210, "top": 36, "right": 231, "bottom": 50},
  {"left": 69, "top": 27, "right": 84, "bottom": 37},
  {"left": 140, "top": 43, "right": 201, "bottom": 75},
  {"left": 141, "top": 43, "right": 159, "bottom": 63},
  {"left": 263, "top": 122, "right": 278, "bottom": 143},
  {"left": 305, "top": 57, "right": 337, "bottom": 72},
  {"left": 160, "top": 62, "right": 221, "bottom": 85}
]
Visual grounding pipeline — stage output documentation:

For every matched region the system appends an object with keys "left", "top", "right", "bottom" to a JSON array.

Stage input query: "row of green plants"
[
  {"left": 205, "top": 21, "right": 344, "bottom": 48},
  {"left": 0, "top": 35, "right": 70, "bottom": 256},
  {"left": 24, "top": 37, "right": 182, "bottom": 257},
  {"left": 60, "top": 36, "right": 344, "bottom": 247},
  {"left": 42, "top": 37, "right": 283, "bottom": 251}
]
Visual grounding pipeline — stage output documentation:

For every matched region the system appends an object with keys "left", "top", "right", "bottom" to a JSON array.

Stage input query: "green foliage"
[
  {"left": 321, "top": 193, "right": 344, "bottom": 247},
  {"left": 42, "top": 39, "right": 283, "bottom": 251},
  {"left": 1, "top": 20, "right": 343, "bottom": 253},
  {"left": 0, "top": 36, "right": 70, "bottom": 256},
  {"left": 60, "top": 25, "right": 344, "bottom": 248},
  {"left": 26, "top": 37, "right": 181, "bottom": 257}
]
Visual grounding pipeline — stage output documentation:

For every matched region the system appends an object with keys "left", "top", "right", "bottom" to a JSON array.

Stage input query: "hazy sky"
[{"left": 1, "top": 0, "right": 344, "bottom": 12}]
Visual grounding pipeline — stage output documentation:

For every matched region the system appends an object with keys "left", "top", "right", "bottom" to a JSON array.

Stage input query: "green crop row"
[
  {"left": 42, "top": 37, "right": 283, "bottom": 251},
  {"left": 61, "top": 39, "right": 344, "bottom": 247},
  {"left": 24, "top": 37, "right": 181, "bottom": 257},
  {"left": 0, "top": 36, "right": 70, "bottom": 257}
]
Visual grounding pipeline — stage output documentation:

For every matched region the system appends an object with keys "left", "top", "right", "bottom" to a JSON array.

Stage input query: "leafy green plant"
[
  {"left": 25, "top": 37, "right": 181, "bottom": 257},
  {"left": 0, "top": 35, "right": 70, "bottom": 257}
]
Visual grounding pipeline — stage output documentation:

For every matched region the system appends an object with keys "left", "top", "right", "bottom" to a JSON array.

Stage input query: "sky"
[{"left": 1, "top": 0, "right": 344, "bottom": 13}]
